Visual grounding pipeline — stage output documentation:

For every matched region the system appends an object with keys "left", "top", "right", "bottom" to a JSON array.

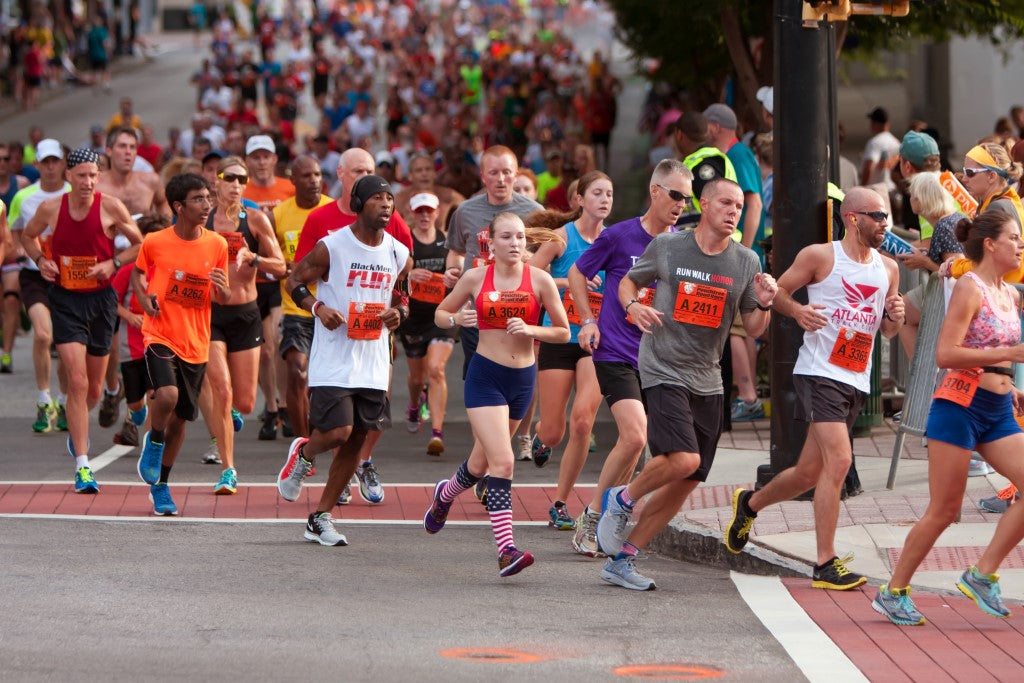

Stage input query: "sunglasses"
[
  {"left": 854, "top": 210, "right": 889, "bottom": 222},
  {"left": 218, "top": 172, "right": 249, "bottom": 185},
  {"left": 0, "top": 156, "right": 9, "bottom": 161},
  {"left": 656, "top": 183, "right": 692, "bottom": 204},
  {"left": 963, "top": 167, "right": 993, "bottom": 178}
]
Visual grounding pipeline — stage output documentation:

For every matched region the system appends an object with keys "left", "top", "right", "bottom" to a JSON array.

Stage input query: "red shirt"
[
  {"left": 295, "top": 201, "right": 412, "bottom": 263},
  {"left": 111, "top": 264, "right": 145, "bottom": 360},
  {"left": 137, "top": 142, "right": 163, "bottom": 166}
]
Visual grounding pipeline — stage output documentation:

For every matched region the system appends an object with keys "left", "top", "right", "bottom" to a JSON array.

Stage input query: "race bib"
[
  {"left": 673, "top": 282, "right": 727, "bottom": 328},
  {"left": 477, "top": 229, "right": 491, "bottom": 259},
  {"left": 164, "top": 270, "right": 210, "bottom": 309},
  {"left": 58, "top": 255, "right": 98, "bottom": 290},
  {"left": 626, "top": 287, "right": 656, "bottom": 324},
  {"left": 222, "top": 231, "right": 245, "bottom": 261},
  {"left": 828, "top": 327, "right": 873, "bottom": 372},
  {"left": 282, "top": 230, "right": 299, "bottom": 260},
  {"left": 481, "top": 290, "right": 530, "bottom": 329},
  {"left": 563, "top": 290, "right": 603, "bottom": 326},
  {"left": 933, "top": 368, "right": 980, "bottom": 407},
  {"left": 410, "top": 273, "right": 445, "bottom": 304},
  {"left": 347, "top": 301, "right": 385, "bottom": 340},
  {"left": 472, "top": 256, "right": 494, "bottom": 269}
]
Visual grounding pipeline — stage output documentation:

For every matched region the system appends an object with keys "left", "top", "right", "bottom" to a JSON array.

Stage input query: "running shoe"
[
  {"left": 137, "top": 431, "right": 164, "bottom": 485},
  {"left": 957, "top": 566, "right": 1011, "bottom": 618},
  {"left": 277, "top": 437, "right": 311, "bottom": 502},
  {"left": 0, "top": 352, "right": 11, "bottom": 373},
  {"left": 724, "top": 488, "right": 757, "bottom": 554},
  {"left": 532, "top": 434, "right": 551, "bottom": 468},
  {"left": 978, "top": 484, "right": 1019, "bottom": 513},
  {"left": 280, "top": 411, "right": 294, "bottom": 438},
  {"left": 572, "top": 509, "right": 603, "bottom": 557},
  {"left": 426, "top": 434, "right": 445, "bottom": 456},
  {"left": 98, "top": 384, "right": 124, "bottom": 428},
  {"left": 113, "top": 418, "right": 139, "bottom": 447},
  {"left": 731, "top": 398, "right": 765, "bottom": 421},
  {"left": 337, "top": 486, "right": 351, "bottom": 506},
  {"left": 305, "top": 512, "right": 348, "bottom": 546},
  {"left": 55, "top": 402, "right": 67, "bottom": 431},
  {"left": 548, "top": 503, "right": 576, "bottom": 530},
  {"left": 968, "top": 453, "right": 994, "bottom": 477},
  {"left": 514, "top": 434, "right": 532, "bottom": 461},
  {"left": 812, "top": 554, "right": 866, "bottom": 590},
  {"left": 596, "top": 486, "right": 632, "bottom": 556},
  {"left": 149, "top": 483, "right": 178, "bottom": 515},
  {"left": 872, "top": 584, "right": 926, "bottom": 626},
  {"left": 600, "top": 556, "right": 656, "bottom": 591},
  {"left": 258, "top": 415, "right": 277, "bottom": 440},
  {"left": 32, "top": 401, "right": 56, "bottom": 433},
  {"left": 424, "top": 480, "right": 451, "bottom": 534},
  {"left": 231, "top": 408, "right": 244, "bottom": 433},
  {"left": 214, "top": 467, "right": 238, "bottom": 495},
  {"left": 589, "top": 432, "right": 597, "bottom": 453},
  {"left": 474, "top": 476, "right": 488, "bottom": 506},
  {"left": 498, "top": 546, "right": 534, "bottom": 577},
  {"left": 74, "top": 466, "right": 99, "bottom": 494},
  {"left": 201, "top": 438, "right": 221, "bottom": 464},
  {"left": 356, "top": 461, "right": 384, "bottom": 503},
  {"left": 406, "top": 404, "right": 421, "bottom": 433}
]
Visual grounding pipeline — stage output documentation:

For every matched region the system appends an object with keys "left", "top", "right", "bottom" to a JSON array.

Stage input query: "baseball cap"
[
  {"left": 36, "top": 138, "right": 64, "bottom": 161},
  {"left": 899, "top": 131, "right": 939, "bottom": 167},
  {"left": 202, "top": 149, "right": 227, "bottom": 166},
  {"left": 410, "top": 193, "right": 439, "bottom": 212},
  {"left": 352, "top": 174, "right": 393, "bottom": 204},
  {"left": 375, "top": 150, "right": 395, "bottom": 167},
  {"left": 756, "top": 86, "right": 774, "bottom": 115},
  {"left": 867, "top": 107, "right": 889, "bottom": 124},
  {"left": 245, "top": 134, "right": 276, "bottom": 156},
  {"left": 703, "top": 103, "right": 737, "bottom": 130},
  {"left": 545, "top": 148, "right": 562, "bottom": 160},
  {"left": 90, "top": 124, "right": 104, "bottom": 135}
]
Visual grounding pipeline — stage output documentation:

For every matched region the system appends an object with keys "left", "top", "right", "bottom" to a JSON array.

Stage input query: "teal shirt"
[{"left": 543, "top": 222, "right": 603, "bottom": 344}]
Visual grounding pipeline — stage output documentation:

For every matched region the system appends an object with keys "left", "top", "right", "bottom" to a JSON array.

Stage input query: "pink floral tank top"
[{"left": 962, "top": 271, "right": 1021, "bottom": 349}]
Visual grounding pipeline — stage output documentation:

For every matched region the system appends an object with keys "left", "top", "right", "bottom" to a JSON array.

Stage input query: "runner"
[
  {"left": 9, "top": 139, "right": 72, "bottom": 432},
  {"left": 276, "top": 174, "right": 411, "bottom": 545},
  {"left": 293, "top": 147, "right": 413, "bottom": 505},
  {"left": 0, "top": 142, "right": 29, "bottom": 371},
  {"left": 198, "top": 155, "right": 286, "bottom": 494},
  {"left": 527, "top": 171, "right": 613, "bottom": 531},
  {"left": 423, "top": 212, "right": 569, "bottom": 576},
  {"left": 874, "top": 210, "right": 1024, "bottom": 626},
  {"left": 394, "top": 152, "right": 465, "bottom": 228},
  {"left": 272, "top": 155, "right": 332, "bottom": 444},
  {"left": 21, "top": 147, "right": 143, "bottom": 493},
  {"left": 565, "top": 159, "right": 691, "bottom": 557},
  {"left": 724, "top": 187, "right": 903, "bottom": 590},
  {"left": 398, "top": 191, "right": 457, "bottom": 455},
  {"left": 595, "top": 178, "right": 775, "bottom": 590},
  {"left": 132, "top": 173, "right": 230, "bottom": 514}
]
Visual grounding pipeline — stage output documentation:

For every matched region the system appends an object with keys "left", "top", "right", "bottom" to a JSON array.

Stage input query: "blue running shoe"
[
  {"left": 957, "top": 566, "right": 1011, "bottom": 618},
  {"left": 232, "top": 409, "right": 244, "bottom": 433},
  {"left": 214, "top": 467, "right": 237, "bottom": 495},
  {"left": 872, "top": 584, "right": 926, "bottom": 626},
  {"left": 137, "top": 431, "right": 164, "bottom": 485},
  {"left": 74, "top": 466, "right": 99, "bottom": 494},
  {"left": 601, "top": 556, "right": 656, "bottom": 591},
  {"left": 532, "top": 434, "right": 552, "bottom": 468},
  {"left": 424, "top": 480, "right": 451, "bottom": 534},
  {"left": 149, "top": 483, "right": 178, "bottom": 516},
  {"left": 596, "top": 485, "right": 632, "bottom": 556}
]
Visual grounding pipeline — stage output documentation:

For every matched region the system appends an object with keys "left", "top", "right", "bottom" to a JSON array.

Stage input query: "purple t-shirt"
[{"left": 574, "top": 217, "right": 658, "bottom": 368}]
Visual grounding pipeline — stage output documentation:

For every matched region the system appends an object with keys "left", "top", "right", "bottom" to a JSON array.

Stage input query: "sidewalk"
[{"left": 653, "top": 416, "right": 1024, "bottom": 601}]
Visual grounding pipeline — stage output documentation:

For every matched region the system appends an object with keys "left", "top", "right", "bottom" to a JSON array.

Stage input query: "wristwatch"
[
  {"left": 112, "top": 255, "right": 122, "bottom": 269},
  {"left": 448, "top": 314, "right": 457, "bottom": 329},
  {"left": 756, "top": 302, "right": 772, "bottom": 311}
]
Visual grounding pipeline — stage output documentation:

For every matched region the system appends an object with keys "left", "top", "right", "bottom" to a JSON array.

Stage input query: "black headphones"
[{"left": 350, "top": 175, "right": 371, "bottom": 214}]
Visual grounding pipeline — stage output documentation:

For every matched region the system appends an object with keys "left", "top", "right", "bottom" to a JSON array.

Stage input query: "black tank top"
[{"left": 205, "top": 207, "right": 259, "bottom": 253}]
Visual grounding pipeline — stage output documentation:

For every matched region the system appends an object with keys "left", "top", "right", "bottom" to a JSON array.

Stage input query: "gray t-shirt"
[
  {"left": 445, "top": 192, "right": 543, "bottom": 266},
  {"left": 627, "top": 229, "right": 761, "bottom": 394}
]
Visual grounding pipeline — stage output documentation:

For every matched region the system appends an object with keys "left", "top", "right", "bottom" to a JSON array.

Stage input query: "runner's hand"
[
  {"left": 380, "top": 307, "right": 402, "bottom": 331},
  {"left": 443, "top": 267, "right": 462, "bottom": 289},
  {"left": 884, "top": 294, "right": 905, "bottom": 324},
  {"left": 209, "top": 267, "right": 229, "bottom": 298},
  {"left": 409, "top": 268, "right": 433, "bottom": 283},
  {"left": 235, "top": 246, "right": 255, "bottom": 270},
  {"left": 587, "top": 274, "right": 602, "bottom": 291},
  {"left": 126, "top": 312, "right": 144, "bottom": 329},
  {"left": 38, "top": 257, "right": 58, "bottom": 282},
  {"left": 505, "top": 317, "right": 530, "bottom": 336},
  {"left": 630, "top": 304, "right": 663, "bottom": 334},
  {"left": 578, "top": 321, "right": 600, "bottom": 354},
  {"left": 316, "top": 304, "right": 345, "bottom": 331},
  {"left": 86, "top": 259, "right": 116, "bottom": 280},
  {"left": 794, "top": 303, "right": 828, "bottom": 331},
  {"left": 140, "top": 294, "right": 159, "bottom": 317},
  {"left": 754, "top": 272, "right": 778, "bottom": 308},
  {"left": 457, "top": 303, "right": 477, "bottom": 328}
]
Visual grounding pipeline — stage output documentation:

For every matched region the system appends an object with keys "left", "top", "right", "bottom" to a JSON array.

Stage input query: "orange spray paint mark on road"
[
  {"left": 612, "top": 664, "right": 725, "bottom": 680},
  {"left": 440, "top": 648, "right": 546, "bottom": 663}
]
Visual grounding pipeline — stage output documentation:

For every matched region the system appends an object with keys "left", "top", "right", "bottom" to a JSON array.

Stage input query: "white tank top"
[
  {"left": 308, "top": 227, "right": 410, "bottom": 390},
  {"left": 793, "top": 241, "right": 889, "bottom": 393}
]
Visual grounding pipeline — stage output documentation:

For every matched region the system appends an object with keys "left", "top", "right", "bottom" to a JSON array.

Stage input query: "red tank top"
[
  {"left": 475, "top": 263, "right": 541, "bottom": 330},
  {"left": 50, "top": 192, "right": 114, "bottom": 293}
]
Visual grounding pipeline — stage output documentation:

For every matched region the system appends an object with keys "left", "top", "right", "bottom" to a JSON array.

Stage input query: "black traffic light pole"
[{"left": 761, "top": 0, "right": 831, "bottom": 485}]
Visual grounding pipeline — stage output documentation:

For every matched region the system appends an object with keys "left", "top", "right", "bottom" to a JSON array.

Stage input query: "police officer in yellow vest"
[{"left": 671, "top": 111, "right": 737, "bottom": 228}]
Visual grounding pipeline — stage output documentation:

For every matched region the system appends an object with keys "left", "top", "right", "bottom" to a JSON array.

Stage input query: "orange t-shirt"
[
  {"left": 136, "top": 227, "right": 229, "bottom": 364},
  {"left": 242, "top": 176, "right": 295, "bottom": 213}
]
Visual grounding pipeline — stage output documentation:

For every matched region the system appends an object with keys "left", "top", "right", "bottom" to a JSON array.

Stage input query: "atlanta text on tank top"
[
  {"left": 50, "top": 192, "right": 115, "bottom": 292},
  {"left": 308, "top": 227, "right": 410, "bottom": 391},
  {"left": 793, "top": 240, "right": 889, "bottom": 393}
]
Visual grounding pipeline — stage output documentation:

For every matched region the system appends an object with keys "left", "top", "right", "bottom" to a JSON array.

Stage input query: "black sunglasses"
[
  {"left": 218, "top": 172, "right": 249, "bottom": 185},
  {"left": 656, "top": 183, "right": 692, "bottom": 204},
  {"left": 854, "top": 210, "right": 889, "bottom": 222}
]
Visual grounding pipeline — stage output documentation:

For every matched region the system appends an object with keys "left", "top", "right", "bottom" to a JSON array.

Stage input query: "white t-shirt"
[
  {"left": 8, "top": 182, "right": 71, "bottom": 272},
  {"left": 862, "top": 131, "right": 900, "bottom": 189}
]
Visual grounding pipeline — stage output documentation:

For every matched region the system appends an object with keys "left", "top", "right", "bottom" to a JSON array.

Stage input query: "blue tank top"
[
  {"left": 1, "top": 175, "right": 18, "bottom": 208},
  {"left": 543, "top": 221, "right": 604, "bottom": 343}
]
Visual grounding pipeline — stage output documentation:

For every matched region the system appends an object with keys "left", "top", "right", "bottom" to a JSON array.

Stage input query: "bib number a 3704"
[{"left": 933, "top": 368, "right": 981, "bottom": 407}]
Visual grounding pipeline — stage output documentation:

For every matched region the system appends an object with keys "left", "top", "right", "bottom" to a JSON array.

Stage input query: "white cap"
[
  {"left": 756, "top": 86, "right": 774, "bottom": 115},
  {"left": 375, "top": 150, "right": 396, "bottom": 167},
  {"left": 36, "top": 138, "right": 63, "bottom": 160},
  {"left": 410, "top": 193, "right": 439, "bottom": 212},
  {"left": 245, "top": 135, "right": 276, "bottom": 156}
]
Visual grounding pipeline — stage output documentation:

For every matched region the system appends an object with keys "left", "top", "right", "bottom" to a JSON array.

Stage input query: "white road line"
[
  {"left": 0, "top": 513, "right": 549, "bottom": 525},
  {"left": 87, "top": 445, "right": 135, "bottom": 472},
  {"left": 730, "top": 572, "right": 868, "bottom": 683}
]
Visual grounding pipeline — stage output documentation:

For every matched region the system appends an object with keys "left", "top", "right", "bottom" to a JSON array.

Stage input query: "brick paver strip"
[{"left": 887, "top": 546, "right": 1024, "bottom": 571}]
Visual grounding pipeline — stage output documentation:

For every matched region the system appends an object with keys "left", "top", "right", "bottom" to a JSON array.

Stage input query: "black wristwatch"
[
  {"left": 756, "top": 301, "right": 772, "bottom": 312},
  {"left": 112, "top": 255, "right": 122, "bottom": 269}
]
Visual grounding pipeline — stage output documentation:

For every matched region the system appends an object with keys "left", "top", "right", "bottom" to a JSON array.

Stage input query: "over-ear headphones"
[{"left": 350, "top": 175, "right": 370, "bottom": 214}]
